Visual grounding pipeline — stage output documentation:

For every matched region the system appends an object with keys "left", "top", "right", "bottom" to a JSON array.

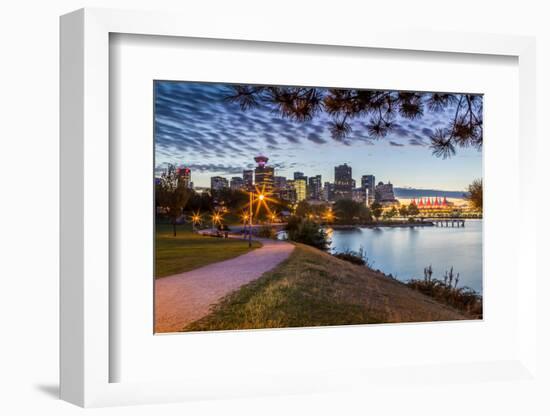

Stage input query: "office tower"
[
  {"left": 361, "top": 174, "right": 375, "bottom": 204},
  {"left": 254, "top": 155, "right": 274, "bottom": 192},
  {"left": 308, "top": 175, "right": 322, "bottom": 200},
  {"left": 334, "top": 163, "right": 353, "bottom": 200},
  {"left": 230, "top": 176, "right": 244, "bottom": 190},
  {"left": 176, "top": 166, "right": 191, "bottom": 188},
  {"left": 210, "top": 176, "right": 229, "bottom": 191}
]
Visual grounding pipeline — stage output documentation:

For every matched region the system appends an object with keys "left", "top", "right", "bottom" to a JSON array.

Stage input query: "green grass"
[
  {"left": 155, "top": 223, "right": 261, "bottom": 278},
  {"left": 184, "top": 243, "right": 467, "bottom": 332}
]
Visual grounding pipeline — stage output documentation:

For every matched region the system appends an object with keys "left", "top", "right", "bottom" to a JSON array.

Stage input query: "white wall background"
[{"left": 0, "top": 1, "right": 548, "bottom": 415}]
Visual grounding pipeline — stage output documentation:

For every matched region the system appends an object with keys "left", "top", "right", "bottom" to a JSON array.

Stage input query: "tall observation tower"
[{"left": 253, "top": 155, "right": 274, "bottom": 192}]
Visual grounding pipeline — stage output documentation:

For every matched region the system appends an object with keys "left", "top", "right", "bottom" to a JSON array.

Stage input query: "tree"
[
  {"left": 287, "top": 219, "right": 329, "bottom": 251},
  {"left": 358, "top": 205, "right": 372, "bottom": 223},
  {"left": 187, "top": 191, "right": 213, "bottom": 212},
  {"left": 370, "top": 201, "right": 383, "bottom": 221},
  {"left": 334, "top": 199, "right": 358, "bottom": 223},
  {"left": 466, "top": 179, "right": 483, "bottom": 211},
  {"left": 156, "top": 164, "right": 192, "bottom": 236},
  {"left": 407, "top": 202, "right": 420, "bottom": 217},
  {"left": 225, "top": 86, "right": 482, "bottom": 159},
  {"left": 399, "top": 204, "right": 409, "bottom": 217},
  {"left": 333, "top": 199, "right": 371, "bottom": 224},
  {"left": 387, "top": 206, "right": 398, "bottom": 218},
  {"left": 295, "top": 200, "right": 313, "bottom": 218}
]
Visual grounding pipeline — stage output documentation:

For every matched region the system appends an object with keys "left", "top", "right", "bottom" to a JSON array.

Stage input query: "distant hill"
[{"left": 394, "top": 187, "right": 466, "bottom": 199}]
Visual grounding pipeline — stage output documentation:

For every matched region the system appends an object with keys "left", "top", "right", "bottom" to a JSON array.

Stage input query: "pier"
[{"left": 422, "top": 218, "right": 466, "bottom": 227}]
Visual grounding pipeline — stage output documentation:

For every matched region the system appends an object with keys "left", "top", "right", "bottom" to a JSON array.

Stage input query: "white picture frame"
[{"left": 60, "top": 7, "right": 538, "bottom": 408}]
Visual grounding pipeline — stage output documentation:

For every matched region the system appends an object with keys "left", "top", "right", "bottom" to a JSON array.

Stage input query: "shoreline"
[{"left": 329, "top": 221, "right": 435, "bottom": 229}]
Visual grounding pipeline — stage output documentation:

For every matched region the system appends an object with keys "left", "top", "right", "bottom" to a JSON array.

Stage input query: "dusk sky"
[{"left": 154, "top": 81, "right": 482, "bottom": 191}]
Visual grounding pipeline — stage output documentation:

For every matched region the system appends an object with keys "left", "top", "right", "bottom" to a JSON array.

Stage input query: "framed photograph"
[
  {"left": 60, "top": 8, "right": 538, "bottom": 408},
  {"left": 152, "top": 80, "right": 483, "bottom": 335}
]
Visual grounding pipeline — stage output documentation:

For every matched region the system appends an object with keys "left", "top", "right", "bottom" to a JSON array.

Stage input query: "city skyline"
[{"left": 155, "top": 81, "right": 482, "bottom": 191}]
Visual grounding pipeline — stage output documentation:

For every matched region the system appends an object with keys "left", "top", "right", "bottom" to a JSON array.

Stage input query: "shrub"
[
  {"left": 285, "top": 215, "right": 302, "bottom": 233},
  {"left": 287, "top": 219, "right": 329, "bottom": 250},
  {"left": 257, "top": 225, "right": 277, "bottom": 239},
  {"left": 333, "top": 248, "right": 366, "bottom": 265},
  {"left": 406, "top": 266, "right": 482, "bottom": 318}
]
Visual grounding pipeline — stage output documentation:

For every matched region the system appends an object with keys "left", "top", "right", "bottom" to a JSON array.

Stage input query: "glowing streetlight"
[
  {"left": 190, "top": 211, "right": 202, "bottom": 232},
  {"left": 324, "top": 209, "right": 335, "bottom": 223},
  {"left": 211, "top": 212, "right": 223, "bottom": 230},
  {"left": 241, "top": 212, "right": 249, "bottom": 239},
  {"left": 247, "top": 184, "right": 276, "bottom": 247}
]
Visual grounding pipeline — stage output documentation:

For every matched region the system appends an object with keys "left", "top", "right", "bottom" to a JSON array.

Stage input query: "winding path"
[{"left": 155, "top": 236, "right": 294, "bottom": 333}]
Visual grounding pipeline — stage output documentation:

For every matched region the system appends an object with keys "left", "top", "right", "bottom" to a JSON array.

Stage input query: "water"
[{"left": 328, "top": 220, "right": 483, "bottom": 293}]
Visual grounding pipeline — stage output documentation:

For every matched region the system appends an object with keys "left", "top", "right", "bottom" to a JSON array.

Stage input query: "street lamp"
[
  {"left": 211, "top": 212, "right": 222, "bottom": 231},
  {"left": 241, "top": 212, "right": 249, "bottom": 239},
  {"left": 324, "top": 209, "right": 334, "bottom": 223},
  {"left": 191, "top": 212, "right": 201, "bottom": 232},
  {"left": 247, "top": 186, "right": 273, "bottom": 247},
  {"left": 248, "top": 191, "right": 253, "bottom": 247}
]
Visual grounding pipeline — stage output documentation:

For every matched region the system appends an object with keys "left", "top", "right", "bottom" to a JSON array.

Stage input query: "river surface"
[{"left": 327, "top": 220, "right": 483, "bottom": 293}]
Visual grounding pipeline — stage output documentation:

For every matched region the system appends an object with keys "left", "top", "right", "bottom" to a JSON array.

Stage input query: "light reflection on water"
[{"left": 328, "top": 220, "right": 483, "bottom": 293}]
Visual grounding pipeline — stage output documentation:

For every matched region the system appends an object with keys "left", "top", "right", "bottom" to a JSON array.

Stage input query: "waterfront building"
[
  {"left": 413, "top": 197, "right": 450, "bottom": 209},
  {"left": 308, "top": 175, "right": 322, "bottom": 200},
  {"left": 254, "top": 155, "right": 274, "bottom": 192},
  {"left": 374, "top": 181, "right": 398, "bottom": 205},
  {"left": 361, "top": 174, "right": 375, "bottom": 204},
  {"left": 230, "top": 176, "right": 244, "bottom": 191},
  {"left": 210, "top": 176, "right": 229, "bottom": 192},
  {"left": 334, "top": 163, "right": 353, "bottom": 200}
]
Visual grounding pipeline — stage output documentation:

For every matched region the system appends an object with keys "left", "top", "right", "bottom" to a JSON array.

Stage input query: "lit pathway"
[{"left": 155, "top": 235, "right": 294, "bottom": 333}]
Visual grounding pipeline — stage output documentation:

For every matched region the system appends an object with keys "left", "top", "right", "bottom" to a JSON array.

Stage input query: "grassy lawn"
[
  {"left": 155, "top": 223, "right": 261, "bottom": 278},
  {"left": 184, "top": 243, "right": 468, "bottom": 332}
]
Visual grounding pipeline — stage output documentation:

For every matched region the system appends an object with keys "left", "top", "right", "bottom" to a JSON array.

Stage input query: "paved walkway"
[{"left": 155, "top": 236, "right": 294, "bottom": 333}]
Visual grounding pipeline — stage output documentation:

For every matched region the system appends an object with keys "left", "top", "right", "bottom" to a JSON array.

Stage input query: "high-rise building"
[
  {"left": 293, "top": 172, "right": 308, "bottom": 197},
  {"left": 230, "top": 176, "right": 244, "bottom": 191},
  {"left": 352, "top": 187, "right": 367, "bottom": 204},
  {"left": 334, "top": 163, "right": 353, "bottom": 200},
  {"left": 254, "top": 155, "right": 274, "bottom": 192},
  {"left": 210, "top": 176, "right": 228, "bottom": 192},
  {"left": 361, "top": 175, "right": 375, "bottom": 204},
  {"left": 375, "top": 181, "right": 397, "bottom": 204},
  {"left": 243, "top": 169, "right": 254, "bottom": 191},
  {"left": 273, "top": 176, "right": 287, "bottom": 190},
  {"left": 323, "top": 182, "right": 334, "bottom": 202},
  {"left": 176, "top": 166, "right": 192, "bottom": 188},
  {"left": 279, "top": 181, "right": 297, "bottom": 204},
  {"left": 292, "top": 178, "right": 307, "bottom": 202},
  {"left": 243, "top": 170, "right": 254, "bottom": 190},
  {"left": 308, "top": 175, "right": 322, "bottom": 200}
]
